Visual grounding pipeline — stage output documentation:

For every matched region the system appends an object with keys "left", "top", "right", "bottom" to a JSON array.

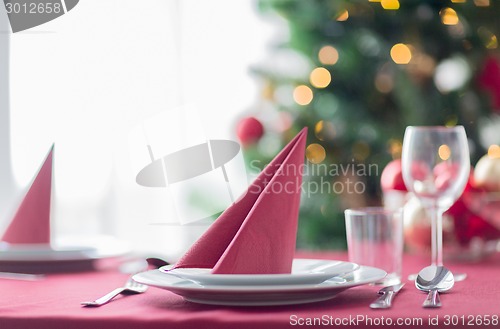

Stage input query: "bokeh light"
[
  {"left": 390, "top": 43, "right": 412, "bottom": 64},
  {"left": 440, "top": 8, "right": 459, "bottom": 25},
  {"left": 488, "top": 145, "right": 500, "bottom": 158},
  {"left": 445, "top": 115, "right": 458, "bottom": 127},
  {"left": 438, "top": 144, "right": 451, "bottom": 161},
  {"left": 381, "top": 0, "right": 400, "bottom": 10},
  {"left": 478, "top": 27, "right": 498, "bottom": 49},
  {"left": 310, "top": 67, "right": 332, "bottom": 88},
  {"left": 336, "top": 10, "right": 349, "bottom": 21},
  {"left": 306, "top": 143, "right": 326, "bottom": 164},
  {"left": 352, "top": 141, "right": 370, "bottom": 161},
  {"left": 388, "top": 139, "right": 402, "bottom": 159},
  {"left": 314, "top": 120, "right": 336, "bottom": 141},
  {"left": 474, "top": 0, "right": 490, "bottom": 7},
  {"left": 318, "top": 46, "right": 339, "bottom": 65},
  {"left": 293, "top": 85, "right": 313, "bottom": 105}
]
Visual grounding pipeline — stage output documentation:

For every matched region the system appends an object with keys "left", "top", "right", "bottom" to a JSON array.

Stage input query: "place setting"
[
  {"left": 128, "top": 125, "right": 471, "bottom": 309},
  {"left": 130, "top": 128, "right": 387, "bottom": 306},
  {"left": 0, "top": 145, "right": 129, "bottom": 275}
]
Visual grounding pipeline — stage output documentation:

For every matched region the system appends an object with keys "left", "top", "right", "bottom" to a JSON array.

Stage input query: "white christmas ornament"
[{"left": 474, "top": 154, "right": 500, "bottom": 191}]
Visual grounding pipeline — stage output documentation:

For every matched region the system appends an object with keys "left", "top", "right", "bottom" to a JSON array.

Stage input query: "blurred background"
[{"left": 1, "top": 0, "right": 500, "bottom": 258}]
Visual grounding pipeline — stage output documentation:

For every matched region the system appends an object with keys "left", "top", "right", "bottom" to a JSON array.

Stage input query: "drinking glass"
[
  {"left": 345, "top": 207, "right": 403, "bottom": 285},
  {"left": 402, "top": 126, "right": 470, "bottom": 266}
]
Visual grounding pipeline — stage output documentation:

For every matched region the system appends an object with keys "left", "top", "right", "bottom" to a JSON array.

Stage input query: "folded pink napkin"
[
  {"left": 174, "top": 128, "right": 307, "bottom": 274},
  {"left": 1, "top": 145, "right": 53, "bottom": 244}
]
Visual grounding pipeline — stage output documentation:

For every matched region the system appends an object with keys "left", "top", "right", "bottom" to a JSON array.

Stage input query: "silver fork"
[{"left": 81, "top": 277, "right": 148, "bottom": 307}]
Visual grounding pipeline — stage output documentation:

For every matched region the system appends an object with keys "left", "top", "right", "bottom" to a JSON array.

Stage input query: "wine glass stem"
[{"left": 428, "top": 203, "right": 443, "bottom": 266}]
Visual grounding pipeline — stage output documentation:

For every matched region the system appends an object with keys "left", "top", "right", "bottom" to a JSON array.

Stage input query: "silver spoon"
[
  {"left": 408, "top": 272, "right": 466, "bottom": 282},
  {"left": 415, "top": 265, "right": 454, "bottom": 308}
]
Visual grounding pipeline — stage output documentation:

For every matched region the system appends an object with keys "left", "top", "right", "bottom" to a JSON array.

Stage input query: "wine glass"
[{"left": 402, "top": 126, "right": 470, "bottom": 266}]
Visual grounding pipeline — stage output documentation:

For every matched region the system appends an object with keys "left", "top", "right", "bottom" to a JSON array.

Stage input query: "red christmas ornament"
[
  {"left": 452, "top": 209, "right": 500, "bottom": 246},
  {"left": 381, "top": 159, "right": 407, "bottom": 191},
  {"left": 478, "top": 56, "right": 500, "bottom": 112},
  {"left": 236, "top": 117, "right": 264, "bottom": 147},
  {"left": 447, "top": 171, "right": 500, "bottom": 246},
  {"left": 446, "top": 172, "right": 476, "bottom": 218}
]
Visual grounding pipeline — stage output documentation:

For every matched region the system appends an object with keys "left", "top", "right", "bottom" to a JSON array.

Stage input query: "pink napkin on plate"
[
  {"left": 1, "top": 145, "right": 53, "bottom": 244},
  {"left": 174, "top": 128, "right": 307, "bottom": 274}
]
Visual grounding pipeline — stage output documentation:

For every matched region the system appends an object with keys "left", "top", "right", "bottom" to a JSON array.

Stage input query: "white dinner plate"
[
  {"left": 134, "top": 265, "right": 386, "bottom": 306},
  {"left": 161, "top": 259, "right": 359, "bottom": 286}
]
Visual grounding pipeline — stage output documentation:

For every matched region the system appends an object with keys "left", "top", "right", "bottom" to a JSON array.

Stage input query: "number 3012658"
[{"left": 5, "top": 2, "right": 62, "bottom": 14}]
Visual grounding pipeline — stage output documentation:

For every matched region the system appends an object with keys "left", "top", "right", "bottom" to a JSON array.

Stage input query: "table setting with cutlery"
[{"left": 1, "top": 127, "right": 500, "bottom": 329}]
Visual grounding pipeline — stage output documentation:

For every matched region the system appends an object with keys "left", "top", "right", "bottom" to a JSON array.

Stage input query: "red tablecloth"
[{"left": 1, "top": 252, "right": 499, "bottom": 329}]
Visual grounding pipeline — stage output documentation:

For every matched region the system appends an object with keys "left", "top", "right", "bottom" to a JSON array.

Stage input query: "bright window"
[{"left": 1, "top": 0, "right": 276, "bottom": 258}]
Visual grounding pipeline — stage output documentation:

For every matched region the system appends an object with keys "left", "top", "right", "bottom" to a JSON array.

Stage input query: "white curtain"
[{"left": 0, "top": 0, "right": 276, "bottom": 259}]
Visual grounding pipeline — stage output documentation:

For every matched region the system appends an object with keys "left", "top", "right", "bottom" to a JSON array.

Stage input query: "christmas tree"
[{"left": 238, "top": 0, "right": 500, "bottom": 249}]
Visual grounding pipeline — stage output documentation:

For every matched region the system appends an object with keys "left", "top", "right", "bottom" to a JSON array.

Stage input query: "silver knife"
[{"left": 369, "top": 283, "right": 405, "bottom": 309}]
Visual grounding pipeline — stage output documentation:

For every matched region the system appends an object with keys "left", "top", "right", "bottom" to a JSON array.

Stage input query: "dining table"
[{"left": 0, "top": 250, "right": 499, "bottom": 329}]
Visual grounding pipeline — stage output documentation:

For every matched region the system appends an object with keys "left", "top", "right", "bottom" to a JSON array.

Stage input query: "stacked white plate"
[
  {"left": 133, "top": 258, "right": 386, "bottom": 306},
  {"left": 0, "top": 236, "right": 130, "bottom": 272}
]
